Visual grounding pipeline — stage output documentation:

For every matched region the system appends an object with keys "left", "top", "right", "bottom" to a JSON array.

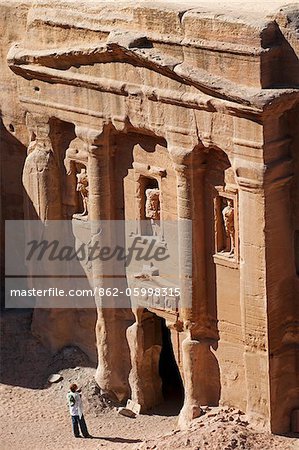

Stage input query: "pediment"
[
  {"left": 7, "top": 29, "right": 298, "bottom": 114},
  {"left": 7, "top": 33, "right": 257, "bottom": 107}
]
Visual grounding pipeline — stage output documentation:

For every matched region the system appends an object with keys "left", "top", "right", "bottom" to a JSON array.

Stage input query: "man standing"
[{"left": 67, "top": 383, "right": 91, "bottom": 438}]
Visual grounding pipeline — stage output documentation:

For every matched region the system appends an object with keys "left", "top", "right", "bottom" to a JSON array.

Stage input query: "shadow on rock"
[{"left": 0, "top": 310, "right": 95, "bottom": 389}]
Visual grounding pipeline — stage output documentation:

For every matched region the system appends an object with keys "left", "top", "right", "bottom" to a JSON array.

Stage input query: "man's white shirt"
[{"left": 67, "top": 391, "right": 83, "bottom": 418}]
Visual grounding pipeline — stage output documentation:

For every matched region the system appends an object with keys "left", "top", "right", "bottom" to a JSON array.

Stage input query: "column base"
[{"left": 178, "top": 404, "right": 203, "bottom": 429}]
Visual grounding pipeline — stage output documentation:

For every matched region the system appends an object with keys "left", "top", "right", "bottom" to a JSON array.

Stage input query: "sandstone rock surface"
[{"left": 1, "top": 0, "right": 299, "bottom": 436}]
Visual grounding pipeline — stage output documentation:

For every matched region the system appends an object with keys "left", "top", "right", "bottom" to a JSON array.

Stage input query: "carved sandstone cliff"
[{"left": 1, "top": 0, "right": 299, "bottom": 434}]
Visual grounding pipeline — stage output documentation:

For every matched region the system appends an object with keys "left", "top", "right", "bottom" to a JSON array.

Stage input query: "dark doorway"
[{"left": 159, "top": 317, "right": 184, "bottom": 410}]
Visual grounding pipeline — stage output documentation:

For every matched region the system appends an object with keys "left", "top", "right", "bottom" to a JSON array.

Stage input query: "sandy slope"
[
  {"left": 0, "top": 311, "right": 298, "bottom": 450},
  {"left": 1, "top": 369, "right": 298, "bottom": 450}
]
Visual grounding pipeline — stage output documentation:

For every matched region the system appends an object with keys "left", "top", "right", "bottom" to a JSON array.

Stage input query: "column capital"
[
  {"left": 173, "top": 162, "right": 192, "bottom": 176},
  {"left": 25, "top": 112, "right": 52, "bottom": 155},
  {"left": 25, "top": 112, "right": 50, "bottom": 139},
  {"left": 234, "top": 157, "right": 293, "bottom": 192},
  {"left": 233, "top": 158, "right": 265, "bottom": 191},
  {"left": 167, "top": 138, "right": 208, "bottom": 169},
  {"left": 169, "top": 148, "right": 194, "bottom": 167},
  {"left": 172, "top": 157, "right": 207, "bottom": 178},
  {"left": 75, "top": 125, "right": 104, "bottom": 146},
  {"left": 167, "top": 137, "right": 198, "bottom": 166}
]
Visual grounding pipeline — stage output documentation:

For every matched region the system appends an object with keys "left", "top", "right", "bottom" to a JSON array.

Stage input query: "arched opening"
[
  {"left": 159, "top": 317, "right": 184, "bottom": 410},
  {"left": 139, "top": 310, "right": 184, "bottom": 414}
]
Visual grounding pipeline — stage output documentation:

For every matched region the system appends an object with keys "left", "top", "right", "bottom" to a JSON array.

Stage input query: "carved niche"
[
  {"left": 63, "top": 137, "right": 89, "bottom": 219},
  {"left": 142, "top": 179, "right": 161, "bottom": 237},
  {"left": 214, "top": 187, "right": 239, "bottom": 262}
]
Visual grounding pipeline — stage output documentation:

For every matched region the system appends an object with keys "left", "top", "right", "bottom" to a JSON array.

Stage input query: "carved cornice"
[
  {"left": 8, "top": 39, "right": 298, "bottom": 119},
  {"left": 7, "top": 41, "right": 255, "bottom": 106}
]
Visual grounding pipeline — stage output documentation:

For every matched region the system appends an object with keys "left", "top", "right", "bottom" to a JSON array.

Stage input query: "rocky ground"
[{"left": 0, "top": 310, "right": 298, "bottom": 450}]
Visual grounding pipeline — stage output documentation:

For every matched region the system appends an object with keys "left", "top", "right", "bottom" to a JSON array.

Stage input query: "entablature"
[{"left": 8, "top": 2, "right": 299, "bottom": 121}]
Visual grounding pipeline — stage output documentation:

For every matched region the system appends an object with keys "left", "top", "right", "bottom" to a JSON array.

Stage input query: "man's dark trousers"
[{"left": 71, "top": 414, "right": 89, "bottom": 437}]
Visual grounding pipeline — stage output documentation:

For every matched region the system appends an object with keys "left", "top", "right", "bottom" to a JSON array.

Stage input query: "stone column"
[
  {"left": 23, "top": 113, "right": 61, "bottom": 221},
  {"left": 191, "top": 159, "right": 211, "bottom": 331},
  {"left": 23, "top": 113, "right": 76, "bottom": 353},
  {"left": 235, "top": 160, "right": 271, "bottom": 429},
  {"left": 169, "top": 143, "right": 219, "bottom": 428},
  {"left": 263, "top": 155, "right": 296, "bottom": 433},
  {"left": 78, "top": 126, "right": 131, "bottom": 401},
  {"left": 169, "top": 147, "right": 193, "bottom": 323},
  {"left": 126, "top": 309, "right": 146, "bottom": 408},
  {"left": 235, "top": 150, "right": 294, "bottom": 432},
  {"left": 126, "top": 308, "right": 163, "bottom": 411},
  {"left": 258, "top": 126, "right": 295, "bottom": 433}
]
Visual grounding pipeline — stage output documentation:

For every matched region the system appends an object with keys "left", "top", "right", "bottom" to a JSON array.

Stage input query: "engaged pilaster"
[
  {"left": 23, "top": 113, "right": 61, "bottom": 220},
  {"left": 169, "top": 142, "right": 220, "bottom": 428},
  {"left": 234, "top": 149, "right": 294, "bottom": 431}
]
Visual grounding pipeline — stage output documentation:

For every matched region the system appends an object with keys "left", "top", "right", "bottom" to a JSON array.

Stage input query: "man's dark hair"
[{"left": 70, "top": 383, "right": 78, "bottom": 392}]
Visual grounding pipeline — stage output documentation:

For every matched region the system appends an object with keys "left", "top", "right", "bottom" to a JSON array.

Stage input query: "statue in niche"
[
  {"left": 145, "top": 188, "right": 160, "bottom": 236},
  {"left": 222, "top": 198, "right": 235, "bottom": 256},
  {"left": 76, "top": 168, "right": 89, "bottom": 217},
  {"left": 145, "top": 188, "right": 160, "bottom": 220}
]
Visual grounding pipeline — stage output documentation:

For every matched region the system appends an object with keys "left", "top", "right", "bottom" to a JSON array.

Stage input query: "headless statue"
[
  {"left": 76, "top": 168, "right": 89, "bottom": 216},
  {"left": 145, "top": 188, "right": 160, "bottom": 220},
  {"left": 145, "top": 188, "right": 160, "bottom": 236},
  {"left": 222, "top": 199, "right": 235, "bottom": 256}
]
